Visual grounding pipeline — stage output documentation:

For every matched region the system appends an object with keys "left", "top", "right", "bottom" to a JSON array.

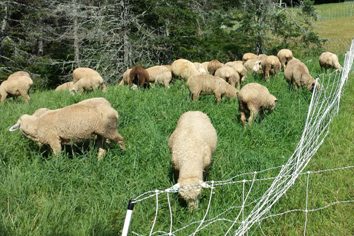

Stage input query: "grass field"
[{"left": 0, "top": 3, "right": 353, "bottom": 236}]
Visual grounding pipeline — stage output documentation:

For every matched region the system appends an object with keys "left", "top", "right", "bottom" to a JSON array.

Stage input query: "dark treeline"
[{"left": 0, "top": 0, "right": 323, "bottom": 88}]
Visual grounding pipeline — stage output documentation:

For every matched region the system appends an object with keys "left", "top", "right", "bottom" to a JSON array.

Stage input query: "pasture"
[{"left": 0, "top": 2, "right": 353, "bottom": 236}]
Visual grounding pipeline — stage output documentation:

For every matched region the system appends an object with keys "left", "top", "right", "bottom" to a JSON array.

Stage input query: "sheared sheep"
[
  {"left": 71, "top": 67, "right": 107, "bottom": 93},
  {"left": 277, "top": 49, "right": 293, "bottom": 69},
  {"left": 0, "top": 71, "right": 33, "bottom": 103},
  {"left": 225, "top": 61, "right": 247, "bottom": 81},
  {"left": 242, "top": 52, "right": 258, "bottom": 62},
  {"left": 319, "top": 51, "right": 342, "bottom": 71},
  {"left": 262, "top": 55, "right": 281, "bottom": 80},
  {"left": 238, "top": 83, "right": 277, "bottom": 126},
  {"left": 9, "top": 97, "right": 125, "bottom": 160},
  {"left": 284, "top": 58, "right": 320, "bottom": 91},
  {"left": 55, "top": 82, "right": 74, "bottom": 91},
  {"left": 129, "top": 66, "right": 150, "bottom": 88},
  {"left": 207, "top": 60, "right": 224, "bottom": 75},
  {"left": 214, "top": 66, "right": 241, "bottom": 89},
  {"left": 187, "top": 74, "right": 238, "bottom": 103},
  {"left": 146, "top": 65, "right": 172, "bottom": 88},
  {"left": 171, "top": 59, "right": 200, "bottom": 80},
  {"left": 168, "top": 111, "right": 217, "bottom": 210}
]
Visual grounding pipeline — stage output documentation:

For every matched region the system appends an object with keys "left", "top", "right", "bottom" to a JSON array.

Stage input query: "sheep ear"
[{"left": 9, "top": 123, "right": 20, "bottom": 132}]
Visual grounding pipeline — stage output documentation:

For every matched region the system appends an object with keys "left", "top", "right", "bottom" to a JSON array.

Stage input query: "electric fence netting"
[{"left": 121, "top": 40, "right": 354, "bottom": 236}]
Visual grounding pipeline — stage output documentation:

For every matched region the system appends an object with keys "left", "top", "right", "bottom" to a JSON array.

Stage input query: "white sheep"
[
  {"left": 187, "top": 74, "right": 238, "bottom": 103},
  {"left": 242, "top": 52, "right": 258, "bottom": 62},
  {"left": 277, "top": 49, "right": 293, "bottom": 69},
  {"left": 118, "top": 68, "right": 132, "bottom": 86},
  {"left": 284, "top": 58, "right": 320, "bottom": 91},
  {"left": 225, "top": 61, "right": 247, "bottom": 81},
  {"left": 238, "top": 83, "right": 277, "bottom": 126},
  {"left": 207, "top": 60, "right": 224, "bottom": 75},
  {"left": 171, "top": 59, "right": 200, "bottom": 80},
  {"left": 214, "top": 65, "right": 241, "bottom": 89},
  {"left": 9, "top": 97, "right": 125, "bottom": 160},
  {"left": 0, "top": 71, "right": 33, "bottom": 103},
  {"left": 243, "top": 58, "right": 262, "bottom": 74},
  {"left": 71, "top": 67, "right": 107, "bottom": 93},
  {"left": 319, "top": 51, "right": 342, "bottom": 71},
  {"left": 146, "top": 65, "right": 173, "bottom": 88},
  {"left": 168, "top": 111, "right": 217, "bottom": 209},
  {"left": 55, "top": 81, "right": 74, "bottom": 91},
  {"left": 262, "top": 55, "right": 281, "bottom": 80},
  {"left": 193, "top": 62, "right": 208, "bottom": 75}
]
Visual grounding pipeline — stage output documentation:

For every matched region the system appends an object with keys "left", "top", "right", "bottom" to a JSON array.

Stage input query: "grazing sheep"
[
  {"left": 238, "top": 83, "right": 277, "bottom": 126},
  {"left": 129, "top": 66, "right": 150, "bottom": 88},
  {"left": 71, "top": 67, "right": 107, "bottom": 93},
  {"left": 244, "top": 59, "right": 262, "bottom": 74},
  {"left": 146, "top": 65, "right": 172, "bottom": 88},
  {"left": 201, "top": 61, "right": 210, "bottom": 73},
  {"left": 284, "top": 58, "right": 320, "bottom": 91},
  {"left": 187, "top": 74, "right": 238, "bottom": 103},
  {"left": 193, "top": 62, "right": 208, "bottom": 75},
  {"left": 262, "top": 55, "right": 281, "bottom": 80},
  {"left": 171, "top": 59, "right": 200, "bottom": 80},
  {"left": 214, "top": 66, "right": 241, "bottom": 89},
  {"left": 118, "top": 68, "right": 132, "bottom": 86},
  {"left": 225, "top": 61, "right": 247, "bottom": 81},
  {"left": 242, "top": 52, "right": 258, "bottom": 62},
  {"left": 55, "top": 81, "right": 74, "bottom": 91},
  {"left": 168, "top": 111, "right": 217, "bottom": 210},
  {"left": 277, "top": 49, "right": 293, "bottom": 69},
  {"left": 0, "top": 72, "right": 33, "bottom": 103},
  {"left": 9, "top": 97, "right": 125, "bottom": 160},
  {"left": 319, "top": 51, "right": 342, "bottom": 71},
  {"left": 207, "top": 60, "right": 224, "bottom": 75}
]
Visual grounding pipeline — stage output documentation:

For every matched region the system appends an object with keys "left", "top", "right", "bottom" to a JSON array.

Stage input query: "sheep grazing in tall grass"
[
  {"left": 129, "top": 66, "right": 150, "bottom": 89},
  {"left": 225, "top": 61, "right": 247, "bottom": 81},
  {"left": 238, "top": 83, "right": 277, "bottom": 126},
  {"left": 0, "top": 71, "right": 33, "bottom": 103},
  {"left": 55, "top": 81, "right": 74, "bottom": 92},
  {"left": 187, "top": 74, "right": 238, "bottom": 103},
  {"left": 284, "top": 58, "right": 320, "bottom": 92},
  {"left": 171, "top": 59, "right": 200, "bottom": 80},
  {"left": 71, "top": 67, "right": 107, "bottom": 93},
  {"left": 9, "top": 97, "right": 125, "bottom": 160},
  {"left": 242, "top": 52, "right": 258, "bottom": 62},
  {"left": 214, "top": 66, "right": 241, "bottom": 89},
  {"left": 262, "top": 55, "right": 282, "bottom": 80},
  {"left": 319, "top": 51, "right": 342, "bottom": 71},
  {"left": 146, "top": 65, "right": 172, "bottom": 88},
  {"left": 169, "top": 111, "right": 217, "bottom": 210},
  {"left": 277, "top": 49, "right": 294, "bottom": 69},
  {"left": 207, "top": 60, "right": 224, "bottom": 75}
]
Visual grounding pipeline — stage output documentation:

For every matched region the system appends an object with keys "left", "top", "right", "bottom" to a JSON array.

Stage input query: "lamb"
[
  {"left": 238, "top": 83, "right": 277, "bottom": 126},
  {"left": 0, "top": 71, "right": 33, "bottom": 103},
  {"left": 242, "top": 52, "right": 258, "bottom": 62},
  {"left": 262, "top": 55, "right": 281, "bottom": 80},
  {"left": 187, "top": 74, "right": 238, "bottom": 103},
  {"left": 55, "top": 81, "right": 74, "bottom": 91},
  {"left": 284, "top": 58, "right": 320, "bottom": 91},
  {"left": 168, "top": 111, "right": 217, "bottom": 209},
  {"left": 277, "top": 49, "right": 293, "bottom": 69},
  {"left": 9, "top": 97, "right": 125, "bottom": 160},
  {"left": 129, "top": 66, "right": 150, "bottom": 88},
  {"left": 319, "top": 51, "right": 342, "bottom": 71},
  {"left": 214, "top": 66, "right": 241, "bottom": 89},
  {"left": 71, "top": 67, "right": 107, "bottom": 93},
  {"left": 145, "top": 65, "right": 173, "bottom": 88},
  {"left": 225, "top": 61, "right": 247, "bottom": 81},
  {"left": 171, "top": 59, "right": 200, "bottom": 80},
  {"left": 207, "top": 60, "right": 224, "bottom": 75}
]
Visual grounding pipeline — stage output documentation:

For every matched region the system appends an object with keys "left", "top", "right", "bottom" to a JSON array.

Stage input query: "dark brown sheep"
[{"left": 129, "top": 66, "right": 150, "bottom": 88}]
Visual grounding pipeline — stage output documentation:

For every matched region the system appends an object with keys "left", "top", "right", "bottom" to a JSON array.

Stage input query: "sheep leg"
[
  {"left": 248, "top": 107, "right": 259, "bottom": 126},
  {"left": 240, "top": 111, "right": 247, "bottom": 127},
  {"left": 0, "top": 91, "right": 8, "bottom": 102},
  {"left": 192, "top": 92, "right": 200, "bottom": 101},
  {"left": 214, "top": 92, "right": 222, "bottom": 103},
  {"left": 105, "top": 131, "right": 125, "bottom": 151},
  {"left": 96, "top": 135, "right": 107, "bottom": 160},
  {"left": 48, "top": 138, "right": 62, "bottom": 156},
  {"left": 18, "top": 89, "right": 30, "bottom": 103}
]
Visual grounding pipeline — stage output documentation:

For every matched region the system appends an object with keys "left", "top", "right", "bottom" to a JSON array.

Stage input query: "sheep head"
[
  {"left": 9, "top": 114, "right": 39, "bottom": 142},
  {"left": 178, "top": 177, "right": 203, "bottom": 210},
  {"left": 225, "top": 85, "right": 238, "bottom": 99},
  {"left": 268, "top": 95, "right": 278, "bottom": 111},
  {"left": 307, "top": 78, "right": 321, "bottom": 92}
]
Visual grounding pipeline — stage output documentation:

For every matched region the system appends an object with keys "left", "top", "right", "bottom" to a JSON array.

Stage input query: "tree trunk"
[
  {"left": 121, "top": 0, "right": 131, "bottom": 66},
  {"left": 1, "top": 3, "right": 8, "bottom": 34},
  {"left": 73, "top": 0, "right": 80, "bottom": 67}
]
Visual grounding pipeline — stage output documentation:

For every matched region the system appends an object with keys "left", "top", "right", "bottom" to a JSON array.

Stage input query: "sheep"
[
  {"left": 242, "top": 52, "right": 258, "bottom": 62},
  {"left": 187, "top": 74, "right": 238, "bottom": 103},
  {"left": 238, "top": 83, "right": 277, "bottom": 126},
  {"left": 128, "top": 66, "right": 150, "bottom": 88},
  {"left": 284, "top": 58, "right": 320, "bottom": 91},
  {"left": 214, "top": 66, "right": 241, "bottom": 89},
  {"left": 118, "top": 68, "right": 132, "bottom": 86},
  {"left": 168, "top": 111, "right": 217, "bottom": 210},
  {"left": 0, "top": 72, "right": 33, "bottom": 103},
  {"left": 277, "top": 49, "right": 293, "bottom": 69},
  {"left": 171, "top": 59, "right": 200, "bottom": 80},
  {"left": 319, "top": 51, "right": 342, "bottom": 71},
  {"left": 262, "top": 55, "right": 281, "bottom": 80},
  {"left": 71, "top": 67, "right": 107, "bottom": 93},
  {"left": 146, "top": 65, "right": 172, "bottom": 88},
  {"left": 225, "top": 61, "right": 247, "bottom": 81},
  {"left": 193, "top": 62, "right": 208, "bottom": 75},
  {"left": 244, "top": 59, "right": 262, "bottom": 74},
  {"left": 207, "top": 60, "right": 224, "bottom": 75},
  {"left": 55, "top": 81, "right": 74, "bottom": 91},
  {"left": 9, "top": 97, "right": 125, "bottom": 160}
]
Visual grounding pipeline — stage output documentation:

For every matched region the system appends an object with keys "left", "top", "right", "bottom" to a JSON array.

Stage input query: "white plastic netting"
[{"left": 122, "top": 40, "right": 354, "bottom": 236}]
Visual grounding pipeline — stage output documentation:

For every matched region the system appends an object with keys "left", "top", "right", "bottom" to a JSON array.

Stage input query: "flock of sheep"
[{"left": 1, "top": 49, "right": 342, "bottom": 209}]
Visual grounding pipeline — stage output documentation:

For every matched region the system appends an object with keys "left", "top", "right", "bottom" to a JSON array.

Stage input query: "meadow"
[{"left": 1, "top": 3, "right": 354, "bottom": 236}]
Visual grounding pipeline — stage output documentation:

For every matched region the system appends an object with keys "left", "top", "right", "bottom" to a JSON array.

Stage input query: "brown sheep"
[
  {"left": 277, "top": 49, "right": 293, "bottom": 69},
  {"left": 238, "top": 83, "right": 277, "bottom": 126},
  {"left": 129, "top": 66, "right": 150, "bottom": 88},
  {"left": 207, "top": 60, "right": 224, "bottom": 75},
  {"left": 284, "top": 58, "right": 320, "bottom": 91}
]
